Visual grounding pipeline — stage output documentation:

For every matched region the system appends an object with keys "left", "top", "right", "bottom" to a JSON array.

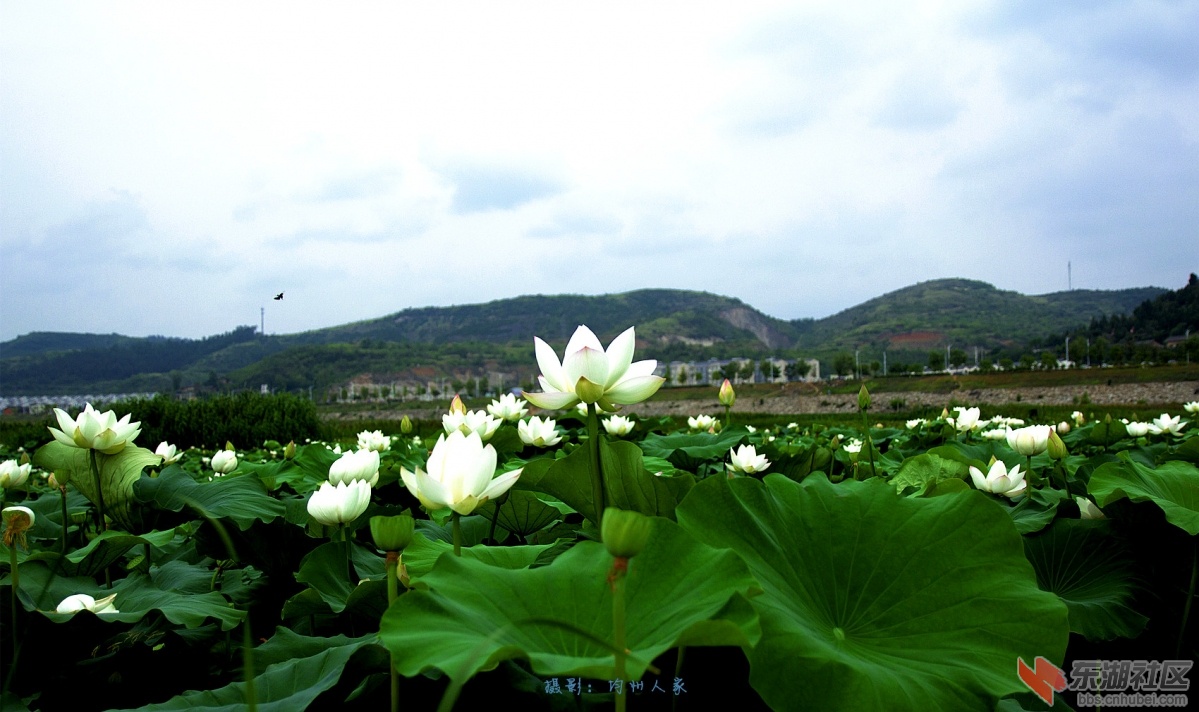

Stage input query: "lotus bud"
[
  {"left": 370, "top": 514, "right": 415, "bottom": 551},
  {"left": 400, "top": 415, "right": 413, "bottom": 434},
  {"left": 449, "top": 395, "right": 466, "bottom": 415},
  {"left": 940, "top": 408, "right": 949, "bottom": 420},
  {"left": 284, "top": 440, "right": 296, "bottom": 459},
  {"left": 225, "top": 441, "right": 235, "bottom": 452},
  {"left": 1056, "top": 421, "right": 1071, "bottom": 435},
  {"left": 1047, "top": 429, "right": 1068, "bottom": 460},
  {"left": 19, "top": 452, "right": 30, "bottom": 466},
  {"left": 1075, "top": 496, "right": 1105, "bottom": 520},
  {"left": 602, "top": 508, "right": 653, "bottom": 559},
  {"left": 857, "top": 384, "right": 871, "bottom": 412},
  {"left": 48, "top": 473, "right": 60, "bottom": 489},
  {"left": 718, "top": 379, "right": 735, "bottom": 408}
]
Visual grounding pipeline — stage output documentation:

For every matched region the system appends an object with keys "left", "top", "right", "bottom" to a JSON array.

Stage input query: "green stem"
[
  {"left": 89, "top": 449, "right": 108, "bottom": 532},
  {"left": 341, "top": 525, "right": 354, "bottom": 583},
  {"left": 242, "top": 610, "right": 256, "bottom": 711},
  {"left": 587, "top": 404, "right": 606, "bottom": 529},
  {"left": 723, "top": 404, "right": 731, "bottom": 430},
  {"left": 452, "top": 513, "right": 462, "bottom": 557},
  {"left": 1177, "top": 543, "right": 1198, "bottom": 657},
  {"left": 386, "top": 552, "right": 400, "bottom": 712},
  {"left": 9, "top": 542, "right": 18, "bottom": 670},
  {"left": 487, "top": 490, "right": 510, "bottom": 545},
  {"left": 612, "top": 562, "right": 628, "bottom": 712},
  {"left": 59, "top": 486, "right": 70, "bottom": 554},
  {"left": 672, "top": 645, "right": 686, "bottom": 712}
]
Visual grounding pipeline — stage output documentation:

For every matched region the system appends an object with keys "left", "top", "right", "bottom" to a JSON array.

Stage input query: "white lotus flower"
[
  {"left": 843, "top": 439, "right": 863, "bottom": 454},
  {"left": 727, "top": 444, "right": 770, "bottom": 475},
  {"left": 328, "top": 448, "right": 380, "bottom": 487},
  {"left": 211, "top": 449, "right": 238, "bottom": 474},
  {"left": 0, "top": 460, "right": 31, "bottom": 489},
  {"left": 1071, "top": 411, "right": 1086, "bottom": 426},
  {"left": 518, "top": 416, "right": 563, "bottom": 448},
  {"left": 442, "top": 409, "right": 501, "bottom": 442},
  {"left": 48, "top": 403, "right": 141, "bottom": 454},
  {"left": 906, "top": 418, "right": 928, "bottom": 429},
  {"left": 356, "top": 429, "right": 391, "bottom": 452},
  {"left": 1075, "top": 496, "right": 1105, "bottom": 520},
  {"left": 969, "top": 460, "right": 1027, "bottom": 498},
  {"left": 56, "top": 593, "right": 119, "bottom": 615},
  {"left": 155, "top": 442, "right": 181, "bottom": 465},
  {"left": 981, "top": 428, "right": 1008, "bottom": 441},
  {"left": 1006, "top": 425, "right": 1052, "bottom": 456},
  {"left": 952, "top": 407, "right": 981, "bottom": 432},
  {"left": 1056, "top": 421, "right": 1071, "bottom": 434},
  {"left": 1147, "top": 413, "right": 1186, "bottom": 436},
  {"left": 399, "top": 430, "right": 521, "bottom": 516},
  {"left": 603, "top": 414, "right": 635, "bottom": 436},
  {"left": 1184, "top": 402, "right": 1199, "bottom": 415},
  {"left": 487, "top": 393, "right": 528, "bottom": 422},
  {"left": 1125, "top": 421, "right": 1150, "bottom": 437},
  {"left": 524, "top": 325, "right": 664, "bottom": 411},
  {"left": 307, "top": 479, "right": 372, "bottom": 526},
  {"left": 688, "top": 414, "right": 719, "bottom": 432}
]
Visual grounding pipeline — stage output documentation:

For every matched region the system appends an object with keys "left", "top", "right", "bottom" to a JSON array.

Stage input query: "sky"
[{"left": 2, "top": 0, "right": 1197, "bottom": 342}]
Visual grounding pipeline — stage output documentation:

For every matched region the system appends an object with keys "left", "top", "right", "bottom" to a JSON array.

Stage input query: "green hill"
[{"left": 0, "top": 280, "right": 1177, "bottom": 396}]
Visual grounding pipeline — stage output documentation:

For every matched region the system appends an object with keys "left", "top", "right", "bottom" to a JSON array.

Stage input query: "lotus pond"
[{"left": 2, "top": 366, "right": 1198, "bottom": 711}]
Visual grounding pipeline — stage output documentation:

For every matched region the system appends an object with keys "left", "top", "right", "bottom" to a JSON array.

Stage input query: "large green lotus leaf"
[
  {"left": 890, "top": 453, "right": 967, "bottom": 494},
  {"left": 22, "top": 528, "right": 181, "bottom": 577},
  {"left": 400, "top": 532, "right": 551, "bottom": 581},
  {"left": 18, "top": 563, "right": 244, "bottom": 630},
  {"left": 1088, "top": 456, "right": 1199, "bottom": 535},
  {"left": 379, "top": 517, "right": 759, "bottom": 682},
  {"left": 1005, "top": 487, "right": 1068, "bottom": 535},
  {"left": 135, "top": 467, "right": 286, "bottom": 530},
  {"left": 1022, "top": 518, "right": 1147, "bottom": 641},
  {"left": 111, "top": 630, "right": 378, "bottom": 711},
  {"left": 33, "top": 441, "right": 161, "bottom": 529},
  {"left": 675, "top": 474, "right": 1069, "bottom": 712},
  {"left": 294, "top": 541, "right": 385, "bottom": 613},
  {"left": 239, "top": 443, "right": 338, "bottom": 494},
  {"left": 475, "top": 490, "right": 563, "bottom": 537},
  {"left": 638, "top": 428, "right": 747, "bottom": 471},
  {"left": 519, "top": 438, "right": 689, "bottom": 523}
]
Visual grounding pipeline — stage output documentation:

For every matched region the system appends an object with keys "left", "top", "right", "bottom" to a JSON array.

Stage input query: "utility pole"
[
  {"left": 1068, "top": 261, "right": 1072, "bottom": 291},
  {"left": 883, "top": 351, "right": 887, "bottom": 377},
  {"left": 1065, "top": 336, "right": 1070, "bottom": 368},
  {"left": 1086, "top": 339, "right": 1091, "bottom": 368},
  {"left": 946, "top": 344, "right": 951, "bottom": 373},
  {"left": 260, "top": 306, "right": 265, "bottom": 336},
  {"left": 855, "top": 349, "right": 860, "bottom": 380}
]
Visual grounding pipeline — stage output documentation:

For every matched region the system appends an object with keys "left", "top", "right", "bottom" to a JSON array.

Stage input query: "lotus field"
[{"left": 3, "top": 325, "right": 1199, "bottom": 711}]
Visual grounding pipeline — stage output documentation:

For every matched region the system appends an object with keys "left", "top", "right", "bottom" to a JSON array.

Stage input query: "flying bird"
[{"left": 274, "top": 292, "right": 284, "bottom": 301}]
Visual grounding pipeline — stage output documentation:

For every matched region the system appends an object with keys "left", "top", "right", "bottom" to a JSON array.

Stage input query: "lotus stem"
[
  {"left": 59, "top": 485, "right": 69, "bottom": 554},
  {"left": 672, "top": 646, "right": 686, "bottom": 712},
  {"left": 723, "top": 404, "right": 731, "bottom": 430},
  {"left": 386, "top": 551, "right": 400, "bottom": 712},
  {"left": 1178, "top": 542, "right": 1198, "bottom": 657},
  {"left": 242, "top": 610, "right": 257, "bottom": 711},
  {"left": 587, "top": 404, "right": 606, "bottom": 528},
  {"left": 452, "top": 512, "right": 462, "bottom": 557},
  {"left": 487, "top": 490, "right": 510, "bottom": 545},
  {"left": 8, "top": 541, "right": 18, "bottom": 668},
  {"left": 612, "top": 560, "right": 628, "bottom": 712},
  {"left": 341, "top": 524, "right": 354, "bottom": 583},
  {"left": 89, "top": 449, "right": 108, "bottom": 532}
]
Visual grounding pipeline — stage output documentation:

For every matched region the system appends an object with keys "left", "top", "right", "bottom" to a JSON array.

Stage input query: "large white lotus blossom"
[
  {"left": 688, "top": 414, "right": 719, "bottom": 432},
  {"left": 603, "top": 414, "right": 636, "bottom": 436},
  {"left": 727, "top": 444, "right": 770, "bottom": 475},
  {"left": 328, "top": 448, "right": 380, "bottom": 487},
  {"left": 49, "top": 403, "right": 141, "bottom": 454},
  {"left": 400, "top": 430, "right": 521, "bottom": 516},
  {"left": 307, "top": 479, "right": 372, "bottom": 526},
  {"left": 56, "top": 593, "right": 119, "bottom": 615},
  {"left": 1125, "top": 421, "right": 1150, "bottom": 438},
  {"left": 487, "top": 393, "right": 529, "bottom": 422},
  {"left": 517, "top": 416, "right": 562, "bottom": 448},
  {"left": 442, "top": 409, "right": 502, "bottom": 442},
  {"left": 211, "top": 449, "right": 238, "bottom": 474},
  {"left": 357, "top": 430, "right": 391, "bottom": 452},
  {"left": 951, "top": 407, "right": 982, "bottom": 432},
  {"left": 524, "top": 325, "right": 664, "bottom": 411},
  {"left": 969, "top": 460, "right": 1027, "bottom": 498},
  {"left": 155, "top": 442, "right": 182, "bottom": 466},
  {"left": 1006, "top": 425, "right": 1052, "bottom": 456},
  {"left": 0, "top": 460, "right": 31, "bottom": 489},
  {"left": 1148, "top": 413, "right": 1187, "bottom": 436}
]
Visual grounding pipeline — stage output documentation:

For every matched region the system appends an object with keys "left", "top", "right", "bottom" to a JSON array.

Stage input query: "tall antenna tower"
[
  {"left": 1068, "top": 262, "right": 1072, "bottom": 291},
  {"left": 261, "top": 306, "right": 265, "bottom": 336}
]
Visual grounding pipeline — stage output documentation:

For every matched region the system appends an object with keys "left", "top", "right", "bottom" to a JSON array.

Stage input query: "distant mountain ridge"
[{"left": 0, "top": 279, "right": 1174, "bottom": 396}]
